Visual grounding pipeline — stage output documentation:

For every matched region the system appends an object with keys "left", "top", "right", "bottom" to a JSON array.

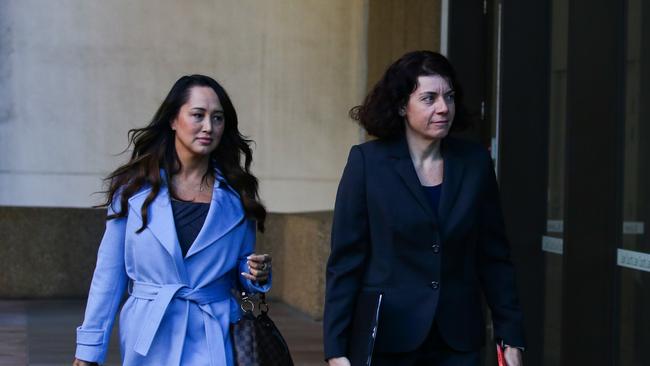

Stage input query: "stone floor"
[{"left": 0, "top": 299, "right": 323, "bottom": 366}]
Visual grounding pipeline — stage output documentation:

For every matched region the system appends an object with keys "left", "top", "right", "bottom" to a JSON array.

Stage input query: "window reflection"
[{"left": 619, "top": 0, "right": 650, "bottom": 364}]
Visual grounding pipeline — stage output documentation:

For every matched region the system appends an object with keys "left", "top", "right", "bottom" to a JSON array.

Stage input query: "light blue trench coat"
[{"left": 75, "top": 170, "right": 270, "bottom": 365}]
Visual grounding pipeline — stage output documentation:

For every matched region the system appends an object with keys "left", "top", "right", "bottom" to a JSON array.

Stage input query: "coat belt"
[{"left": 129, "top": 278, "right": 235, "bottom": 366}]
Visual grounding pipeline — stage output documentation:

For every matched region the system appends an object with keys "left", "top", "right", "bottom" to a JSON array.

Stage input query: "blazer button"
[
  {"left": 430, "top": 281, "right": 440, "bottom": 289},
  {"left": 432, "top": 244, "right": 440, "bottom": 253}
]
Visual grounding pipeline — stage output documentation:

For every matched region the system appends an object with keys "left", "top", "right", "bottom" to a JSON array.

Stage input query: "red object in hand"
[{"left": 496, "top": 343, "right": 506, "bottom": 366}]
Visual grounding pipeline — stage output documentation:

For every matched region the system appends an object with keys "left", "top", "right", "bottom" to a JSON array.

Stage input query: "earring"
[{"left": 398, "top": 108, "right": 405, "bottom": 117}]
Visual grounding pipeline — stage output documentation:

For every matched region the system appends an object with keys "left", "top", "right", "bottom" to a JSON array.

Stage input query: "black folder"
[{"left": 348, "top": 291, "right": 383, "bottom": 366}]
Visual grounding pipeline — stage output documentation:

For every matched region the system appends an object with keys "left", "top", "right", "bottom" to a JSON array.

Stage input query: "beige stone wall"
[
  {"left": 0, "top": 206, "right": 331, "bottom": 320},
  {"left": 0, "top": 0, "right": 366, "bottom": 212},
  {"left": 256, "top": 212, "right": 332, "bottom": 319},
  {"left": 0, "top": 207, "right": 105, "bottom": 298},
  {"left": 0, "top": 1, "right": 445, "bottom": 320}
]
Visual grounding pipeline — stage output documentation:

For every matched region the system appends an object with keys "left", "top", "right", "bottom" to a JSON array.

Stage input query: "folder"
[
  {"left": 496, "top": 343, "right": 506, "bottom": 366},
  {"left": 348, "top": 291, "right": 383, "bottom": 366}
]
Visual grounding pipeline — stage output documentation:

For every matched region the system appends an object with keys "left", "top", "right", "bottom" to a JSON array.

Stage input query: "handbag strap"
[{"left": 259, "top": 293, "right": 269, "bottom": 314}]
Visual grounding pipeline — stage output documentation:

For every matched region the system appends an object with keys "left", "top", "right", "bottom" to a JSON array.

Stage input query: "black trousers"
[{"left": 372, "top": 321, "right": 480, "bottom": 366}]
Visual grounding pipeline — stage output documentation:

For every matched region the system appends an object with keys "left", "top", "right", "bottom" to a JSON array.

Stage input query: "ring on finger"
[{"left": 260, "top": 262, "right": 268, "bottom": 271}]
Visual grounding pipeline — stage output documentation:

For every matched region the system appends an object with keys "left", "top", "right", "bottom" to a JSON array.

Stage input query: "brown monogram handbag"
[{"left": 231, "top": 292, "right": 294, "bottom": 366}]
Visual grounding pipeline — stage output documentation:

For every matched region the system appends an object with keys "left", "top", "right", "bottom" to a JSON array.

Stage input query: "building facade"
[{"left": 1, "top": 1, "right": 648, "bottom": 365}]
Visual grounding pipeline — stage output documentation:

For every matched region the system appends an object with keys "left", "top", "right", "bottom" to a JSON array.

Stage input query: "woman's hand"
[
  {"left": 72, "top": 358, "right": 98, "bottom": 366},
  {"left": 241, "top": 253, "right": 272, "bottom": 283},
  {"left": 504, "top": 346, "right": 523, "bottom": 366},
  {"left": 327, "top": 357, "right": 351, "bottom": 366}
]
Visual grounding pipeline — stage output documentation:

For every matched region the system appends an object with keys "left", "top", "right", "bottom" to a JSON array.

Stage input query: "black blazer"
[{"left": 323, "top": 136, "right": 525, "bottom": 360}]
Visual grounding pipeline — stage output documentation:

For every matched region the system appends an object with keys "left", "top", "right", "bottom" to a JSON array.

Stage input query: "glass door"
[
  {"left": 542, "top": 0, "right": 568, "bottom": 364},
  {"left": 617, "top": 0, "right": 650, "bottom": 364}
]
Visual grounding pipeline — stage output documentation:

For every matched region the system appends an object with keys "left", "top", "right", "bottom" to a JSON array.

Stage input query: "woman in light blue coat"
[{"left": 73, "top": 75, "right": 272, "bottom": 366}]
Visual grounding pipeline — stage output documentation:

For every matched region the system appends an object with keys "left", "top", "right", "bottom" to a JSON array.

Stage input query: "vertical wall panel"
[
  {"left": 562, "top": 0, "right": 625, "bottom": 364},
  {"left": 499, "top": 2, "right": 550, "bottom": 365},
  {"left": 447, "top": 0, "right": 488, "bottom": 144},
  {"left": 367, "top": 0, "right": 441, "bottom": 89}
]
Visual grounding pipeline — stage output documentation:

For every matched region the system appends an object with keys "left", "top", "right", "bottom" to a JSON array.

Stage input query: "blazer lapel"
[
  {"left": 185, "top": 172, "right": 245, "bottom": 259},
  {"left": 128, "top": 185, "right": 189, "bottom": 282},
  {"left": 437, "top": 138, "right": 465, "bottom": 230},
  {"left": 389, "top": 138, "right": 437, "bottom": 221}
]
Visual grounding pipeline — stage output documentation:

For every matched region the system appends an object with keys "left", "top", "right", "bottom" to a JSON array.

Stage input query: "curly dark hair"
[
  {"left": 99, "top": 74, "right": 267, "bottom": 232},
  {"left": 350, "top": 50, "right": 470, "bottom": 139}
]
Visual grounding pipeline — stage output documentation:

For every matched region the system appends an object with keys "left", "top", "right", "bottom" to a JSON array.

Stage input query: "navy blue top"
[
  {"left": 421, "top": 183, "right": 442, "bottom": 216},
  {"left": 171, "top": 200, "right": 210, "bottom": 257}
]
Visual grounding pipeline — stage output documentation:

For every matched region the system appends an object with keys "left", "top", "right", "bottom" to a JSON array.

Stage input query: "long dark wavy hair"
[
  {"left": 350, "top": 50, "right": 470, "bottom": 139},
  {"left": 100, "top": 74, "right": 266, "bottom": 232}
]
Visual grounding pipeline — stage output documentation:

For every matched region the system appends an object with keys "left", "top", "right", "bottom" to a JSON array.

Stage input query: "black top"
[
  {"left": 171, "top": 200, "right": 210, "bottom": 257},
  {"left": 421, "top": 183, "right": 442, "bottom": 216}
]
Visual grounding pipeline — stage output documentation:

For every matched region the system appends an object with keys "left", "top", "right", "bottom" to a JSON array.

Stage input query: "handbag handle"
[{"left": 240, "top": 291, "right": 269, "bottom": 314}]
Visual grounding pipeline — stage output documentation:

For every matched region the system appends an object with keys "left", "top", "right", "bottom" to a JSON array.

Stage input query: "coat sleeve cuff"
[
  {"left": 324, "top": 339, "right": 347, "bottom": 361},
  {"left": 499, "top": 339, "right": 525, "bottom": 351},
  {"left": 244, "top": 272, "right": 272, "bottom": 293},
  {"left": 75, "top": 327, "right": 108, "bottom": 363},
  {"left": 494, "top": 332, "right": 526, "bottom": 350}
]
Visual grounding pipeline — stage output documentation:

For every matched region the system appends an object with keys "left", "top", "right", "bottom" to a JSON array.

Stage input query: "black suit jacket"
[{"left": 323, "top": 136, "right": 525, "bottom": 360}]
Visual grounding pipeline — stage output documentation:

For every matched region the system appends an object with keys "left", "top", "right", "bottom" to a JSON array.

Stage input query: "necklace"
[
  {"left": 172, "top": 175, "right": 213, "bottom": 196},
  {"left": 198, "top": 179, "right": 211, "bottom": 192}
]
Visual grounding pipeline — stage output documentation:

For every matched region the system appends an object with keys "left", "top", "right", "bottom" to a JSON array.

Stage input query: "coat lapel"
[
  {"left": 388, "top": 136, "right": 465, "bottom": 227},
  {"left": 437, "top": 138, "right": 465, "bottom": 230},
  {"left": 185, "top": 171, "right": 245, "bottom": 259},
  {"left": 128, "top": 184, "right": 189, "bottom": 282},
  {"left": 389, "top": 137, "right": 437, "bottom": 221}
]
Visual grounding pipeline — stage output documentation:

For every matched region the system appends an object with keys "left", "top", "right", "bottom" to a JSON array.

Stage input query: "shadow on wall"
[{"left": 0, "top": 207, "right": 332, "bottom": 320}]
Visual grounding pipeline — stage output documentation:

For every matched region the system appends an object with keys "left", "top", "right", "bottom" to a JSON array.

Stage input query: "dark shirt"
[
  {"left": 421, "top": 183, "right": 442, "bottom": 217},
  {"left": 171, "top": 200, "right": 210, "bottom": 257}
]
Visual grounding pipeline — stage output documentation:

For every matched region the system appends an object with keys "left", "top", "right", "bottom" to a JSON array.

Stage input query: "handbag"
[{"left": 231, "top": 292, "right": 294, "bottom": 366}]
